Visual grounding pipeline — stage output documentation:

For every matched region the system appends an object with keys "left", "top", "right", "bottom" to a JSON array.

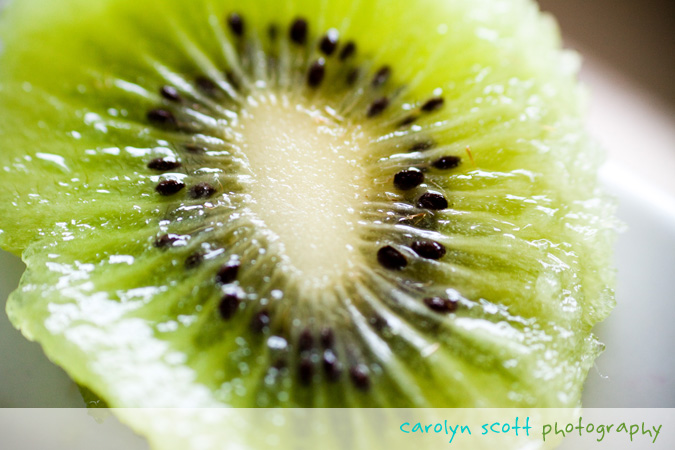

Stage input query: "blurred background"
[
  {"left": 538, "top": 0, "right": 675, "bottom": 196},
  {"left": 539, "top": 0, "right": 675, "bottom": 106}
]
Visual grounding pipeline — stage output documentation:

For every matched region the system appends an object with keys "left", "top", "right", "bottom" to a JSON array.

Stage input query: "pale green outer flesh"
[{"left": 0, "top": 0, "right": 616, "bottom": 445}]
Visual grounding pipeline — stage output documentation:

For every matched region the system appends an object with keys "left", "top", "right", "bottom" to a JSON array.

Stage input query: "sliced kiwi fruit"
[{"left": 0, "top": 0, "right": 617, "bottom": 419}]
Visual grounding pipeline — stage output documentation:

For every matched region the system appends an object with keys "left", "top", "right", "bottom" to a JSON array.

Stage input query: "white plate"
[
  {"left": 583, "top": 162, "right": 675, "bottom": 407},
  {"left": 1, "top": 161, "right": 674, "bottom": 408}
]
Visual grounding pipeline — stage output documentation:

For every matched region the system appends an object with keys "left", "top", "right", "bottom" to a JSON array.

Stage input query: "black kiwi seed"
[
  {"left": 188, "top": 182, "right": 217, "bottom": 199},
  {"left": 370, "top": 315, "right": 388, "bottom": 331},
  {"left": 411, "top": 240, "right": 446, "bottom": 260},
  {"left": 298, "top": 357, "right": 314, "bottom": 385},
  {"left": 195, "top": 76, "right": 219, "bottom": 96},
  {"left": 393, "top": 169, "right": 424, "bottom": 190},
  {"left": 371, "top": 66, "right": 391, "bottom": 87},
  {"left": 289, "top": 18, "right": 308, "bottom": 45},
  {"left": 155, "top": 179, "right": 185, "bottom": 196},
  {"left": 147, "top": 109, "right": 177, "bottom": 128},
  {"left": 147, "top": 158, "right": 181, "bottom": 171},
  {"left": 322, "top": 350, "right": 341, "bottom": 382},
  {"left": 218, "top": 293, "right": 240, "bottom": 320},
  {"left": 184, "top": 252, "right": 204, "bottom": 269},
  {"left": 319, "top": 29, "right": 339, "bottom": 55},
  {"left": 298, "top": 329, "right": 314, "bottom": 352},
  {"left": 320, "top": 328, "right": 335, "bottom": 349},
  {"left": 398, "top": 115, "right": 418, "bottom": 127},
  {"left": 160, "top": 85, "right": 181, "bottom": 102},
  {"left": 184, "top": 144, "right": 206, "bottom": 154},
  {"left": 215, "top": 262, "right": 240, "bottom": 284},
  {"left": 227, "top": 12, "right": 244, "bottom": 36},
  {"left": 409, "top": 141, "right": 435, "bottom": 152},
  {"left": 367, "top": 97, "right": 389, "bottom": 118},
  {"left": 268, "top": 24, "right": 278, "bottom": 40},
  {"left": 377, "top": 246, "right": 407, "bottom": 270},
  {"left": 349, "top": 365, "right": 371, "bottom": 391},
  {"left": 251, "top": 310, "right": 271, "bottom": 333},
  {"left": 423, "top": 297, "right": 459, "bottom": 313},
  {"left": 154, "top": 234, "right": 179, "bottom": 248},
  {"left": 432, "top": 155, "right": 461, "bottom": 170},
  {"left": 417, "top": 192, "right": 448, "bottom": 210},
  {"left": 421, "top": 97, "right": 445, "bottom": 112},
  {"left": 307, "top": 59, "right": 326, "bottom": 88},
  {"left": 225, "top": 71, "right": 241, "bottom": 91},
  {"left": 346, "top": 68, "right": 359, "bottom": 86},
  {"left": 339, "top": 41, "right": 356, "bottom": 60}
]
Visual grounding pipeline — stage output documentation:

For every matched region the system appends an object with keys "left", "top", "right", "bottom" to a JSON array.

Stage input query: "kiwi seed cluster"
[{"left": 139, "top": 12, "right": 465, "bottom": 390}]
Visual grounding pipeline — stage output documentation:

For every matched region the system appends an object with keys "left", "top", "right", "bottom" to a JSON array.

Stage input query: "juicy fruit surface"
[{"left": 0, "top": 0, "right": 616, "bottom": 412}]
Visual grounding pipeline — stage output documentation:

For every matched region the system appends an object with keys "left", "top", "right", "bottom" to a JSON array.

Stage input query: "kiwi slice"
[{"left": 0, "top": 0, "right": 616, "bottom": 415}]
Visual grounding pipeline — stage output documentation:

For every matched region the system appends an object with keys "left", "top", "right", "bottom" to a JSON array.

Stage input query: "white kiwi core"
[{"left": 237, "top": 95, "right": 374, "bottom": 289}]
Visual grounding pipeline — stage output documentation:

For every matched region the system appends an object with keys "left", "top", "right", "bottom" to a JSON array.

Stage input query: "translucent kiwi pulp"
[{"left": 0, "top": 0, "right": 616, "bottom": 415}]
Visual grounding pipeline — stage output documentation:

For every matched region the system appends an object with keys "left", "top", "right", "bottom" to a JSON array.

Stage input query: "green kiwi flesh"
[{"left": 0, "top": 0, "right": 616, "bottom": 419}]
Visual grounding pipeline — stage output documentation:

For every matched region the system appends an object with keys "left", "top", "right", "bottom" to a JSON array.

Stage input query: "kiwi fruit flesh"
[{"left": 0, "top": 0, "right": 616, "bottom": 421}]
